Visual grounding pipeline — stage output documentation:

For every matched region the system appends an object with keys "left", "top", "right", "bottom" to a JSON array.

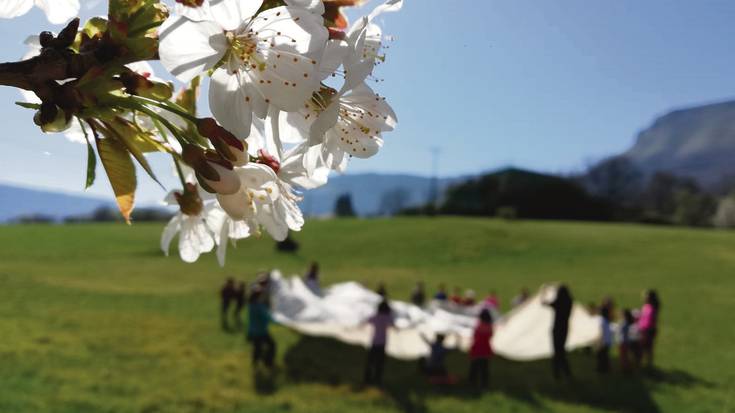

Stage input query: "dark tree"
[
  {"left": 582, "top": 156, "right": 643, "bottom": 205},
  {"left": 440, "top": 168, "right": 614, "bottom": 221},
  {"left": 334, "top": 193, "right": 356, "bottom": 217}
]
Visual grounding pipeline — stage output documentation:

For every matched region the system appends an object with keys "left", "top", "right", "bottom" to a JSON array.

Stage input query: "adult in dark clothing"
[
  {"left": 545, "top": 284, "right": 573, "bottom": 380},
  {"left": 376, "top": 282, "right": 388, "bottom": 298},
  {"left": 410, "top": 282, "right": 426, "bottom": 307},
  {"left": 220, "top": 277, "right": 236, "bottom": 331},
  {"left": 233, "top": 281, "right": 247, "bottom": 330}
]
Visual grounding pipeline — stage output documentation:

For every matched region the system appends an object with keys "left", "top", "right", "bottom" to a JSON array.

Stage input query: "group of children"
[
  {"left": 595, "top": 290, "right": 662, "bottom": 375},
  {"left": 409, "top": 282, "right": 531, "bottom": 312},
  {"left": 220, "top": 267, "right": 662, "bottom": 389},
  {"left": 363, "top": 297, "right": 496, "bottom": 389}
]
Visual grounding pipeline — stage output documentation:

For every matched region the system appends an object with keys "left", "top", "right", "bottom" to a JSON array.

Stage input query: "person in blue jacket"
[{"left": 248, "top": 286, "right": 276, "bottom": 368}]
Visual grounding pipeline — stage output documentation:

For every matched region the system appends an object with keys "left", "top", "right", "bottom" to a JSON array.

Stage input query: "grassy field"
[{"left": 1, "top": 217, "right": 734, "bottom": 413}]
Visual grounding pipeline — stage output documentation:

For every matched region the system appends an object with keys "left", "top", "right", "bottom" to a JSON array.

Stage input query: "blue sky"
[{"left": 1, "top": 0, "right": 734, "bottom": 204}]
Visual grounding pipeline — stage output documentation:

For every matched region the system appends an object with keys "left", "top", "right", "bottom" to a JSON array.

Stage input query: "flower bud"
[
  {"left": 174, "top": 183, "right": 204, "bottom": 216},
  {"left": 33, "top": 104, "right": 72, "bottom": 133},
  {"left": 196, "top": 117, "right": 247, "bottom": 165},
  {"left": 328, "top": 27, "right": 346, "bottom": 40},
  {"left": 120, "top": 70, "right": 173, "bottom": 101},
  {"left": 182, "top": 145, "right": 241, "bottom": 195},
  {"left": 256, "top": 149, "right": 281, "bottom": 174}
]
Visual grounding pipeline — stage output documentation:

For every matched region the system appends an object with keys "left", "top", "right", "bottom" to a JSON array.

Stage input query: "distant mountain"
[
  {"left": 0, "top": 174, "right": 461, "bottom": 222},
  {"left": 0, "top": 183, "right": 111, "bottom": 222},
  {"left": 300, "top": 173, "right": 462, "bottom": 217},
  {"left": 623, "top": 100, "right": 735, "bottom": 187}
]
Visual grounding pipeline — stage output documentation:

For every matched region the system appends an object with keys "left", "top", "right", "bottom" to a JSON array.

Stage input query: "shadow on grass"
[{"left": 282, "top": 336, "right": 712, "bottom": 413}]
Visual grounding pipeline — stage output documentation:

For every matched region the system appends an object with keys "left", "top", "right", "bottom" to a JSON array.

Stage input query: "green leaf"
[
  {"left": 106, "top": 118, "right": 164, "bottom": 189},
  {"left": 96, "top": 136, "right": 136, "bottom": 223},
  {"left": 79, "top": 120, "right": 97, "bottom": 189},
  {"left": 15, "top": 101, "right": 41, "bottom": 110},
  {"left": 85, "top": 141, "right": 97, "bottom": 189}
]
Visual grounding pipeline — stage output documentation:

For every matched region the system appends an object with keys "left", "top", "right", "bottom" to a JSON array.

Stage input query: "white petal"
[
  {"left": 209, "top": 68, "right": 253, "bottom": 139},
  {"left": 284, "top": 0, "right": 324, "bottom": 15},
  {"left": 210, "top": 0, "right": 263, "bottom": 31},
  {"left": 216, "top": 219, "right": 230, "bottom": 266},
  {"left": 178, "top": 216, "right": 214, "bottom": 262},
  {"left": 319, "top": 39, "right": 348, "bottom": 80},
  {"left": 309, "top": 101, "right": 339, "bottom": 145},
  {"left": 368, "top": 0, "right": 403, "bottom": 21},
  {"left": 34, "top": 0, "right": 79, "bottom": 24},
  {"left": 160, "top": 214, "right": 182, "bottom": 256},
  {"left": 249, "top": 6, "right": 327, "bottom": 57},
  {"left": 257, "top": 204, "right": 289, "bottom": 241},
  {"left": 280, "top": 143, "right": 328, "bottom": 189},
  {"left": 236, "top": 164, "right": 280, "bottom": 199},
  {"left": 163, "top": 190, "right": 179, "bottom": 206},
  {"left": 158, "top": 16, "right": 227, "bottom": 83},
  {"left": 217, "top": 191, "right": 252, "bottom": 220},
  {"left": 278, "top": 110, "right": 309, "bottom": 144},
  {"left": 265, "top": 107, "right": 283, "bottom": 161},
  {"left": 0, "top": 0, "right": 32, "bottom": 20},
  {"left": 229, "top": 219, "right": 253, "bottom": 239},
  {"left": 203, "top": 203, "right": 228, "bottom": 242},
  {"left": 175, "top": 0, "right": 212, "bottom": 22},
  {"left": 331, "top": 115, "right": 383, "bottom": 159},
  {"left": 245, "top": 116, "right": 268, "bottom": 152},
  {"left": 341, "top": 82, "right": 397, "bottom": 132},
  {"left": 202, "top": 163, "right": 241, "bottom": 195}
]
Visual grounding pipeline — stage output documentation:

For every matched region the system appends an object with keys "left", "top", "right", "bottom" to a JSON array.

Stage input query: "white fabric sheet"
[{"left": 269, "top": 271, "right": 600, "bottom": 361}]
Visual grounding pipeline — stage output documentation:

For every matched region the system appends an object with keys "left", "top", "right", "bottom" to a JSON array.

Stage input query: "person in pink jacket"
[{"left": 638, "top": 289, "right": 661, "bottom": 367}]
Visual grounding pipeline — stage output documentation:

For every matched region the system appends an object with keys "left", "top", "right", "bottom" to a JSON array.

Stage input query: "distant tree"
[
  {"left": 378, "top": 187, "right": 410, "bottom": 216},
  {"left": 440, "top": 168, "right": 614, "bottom": 221},
  {"left": 583, "top": 156, "right": 643, "bottom": 206},
  {"left": 672, "top": 189, "right": 717, "bottom": 227},
  {"left": 14, "top": 214, "right": 55, "bottom": 224},
  {"left": 713, "top": 195, "right": 735, "bottom": 229},
  {"left": 334, "top": 194, "right": 356, "bottom": 217},
  {"left": 91, "top": 206, "right": 122, "bottom": 222},
  {"left": 131, "top": 208, "right": 175, "bottom": 222},
  {"left": 641, "top": 172, "right": 700, "bottom": 223}
]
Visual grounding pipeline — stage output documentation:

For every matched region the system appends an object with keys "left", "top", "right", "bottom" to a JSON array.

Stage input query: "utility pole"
[{"left": 428, "top": 146, "right": 441, "bottom": 211}]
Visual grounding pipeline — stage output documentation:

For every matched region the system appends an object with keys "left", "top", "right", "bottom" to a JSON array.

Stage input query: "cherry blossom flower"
[
  {"left": 161, "top": 183, "right": 224, "bottom": 263},
  {"left": 159, "top": 0, "right": 328, "bottom": 139},
  {"left": 281, "top": 81, "right": 396, "bottom": 174},
  {"left": 0, "top": 0, "right": 79, "bottom": 24}
]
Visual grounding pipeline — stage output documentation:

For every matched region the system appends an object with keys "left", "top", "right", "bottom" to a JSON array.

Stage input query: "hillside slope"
[
  {"left": 624, "top": 100, "right": 735, "bottom": 186},
  {"left": 0, "top": 183, "right": 110, "bottom": 222}
]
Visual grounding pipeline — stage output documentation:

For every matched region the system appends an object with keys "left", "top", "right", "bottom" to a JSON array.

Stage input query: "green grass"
[{"left": 0, "top": 217, "right": 734, "bottom": 413}]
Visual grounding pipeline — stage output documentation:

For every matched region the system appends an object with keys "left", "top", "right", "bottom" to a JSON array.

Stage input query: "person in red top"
[
  {"left": 468, "top": 308, "right": 493, "bottom": 390},
  {"left": 449, "top": 286, "right": 463, "bottom": 305}
]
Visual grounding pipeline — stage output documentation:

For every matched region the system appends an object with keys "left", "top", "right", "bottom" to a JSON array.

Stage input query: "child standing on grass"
[
  {"left": 248, "top": 287, "right": 276, "bottom": 369},
  {"left": 596, "top": 305, "right": 613, "bottom": 374},
  {"left": 364, "top": 300, "right": 395, "bottom": 386},
  {"left": 638, "top": 289, "right": 661, "bottom": 368},
  {"left": 619, "top": 309, "right": 640, "bottom": 373},
  {"left": 468, "top": 309, "right": 493, "bottom": 390},
  {"left": 420, "top": 332, "right": 455, "bottom": 383}
]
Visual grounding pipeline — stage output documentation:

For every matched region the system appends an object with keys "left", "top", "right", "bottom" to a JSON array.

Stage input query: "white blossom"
[
  {"left": 0, "top": 0, "right": 79, "bottom": 24},
  {"left": 159, "top": 0, "right": 328, "bottom": 139}
]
